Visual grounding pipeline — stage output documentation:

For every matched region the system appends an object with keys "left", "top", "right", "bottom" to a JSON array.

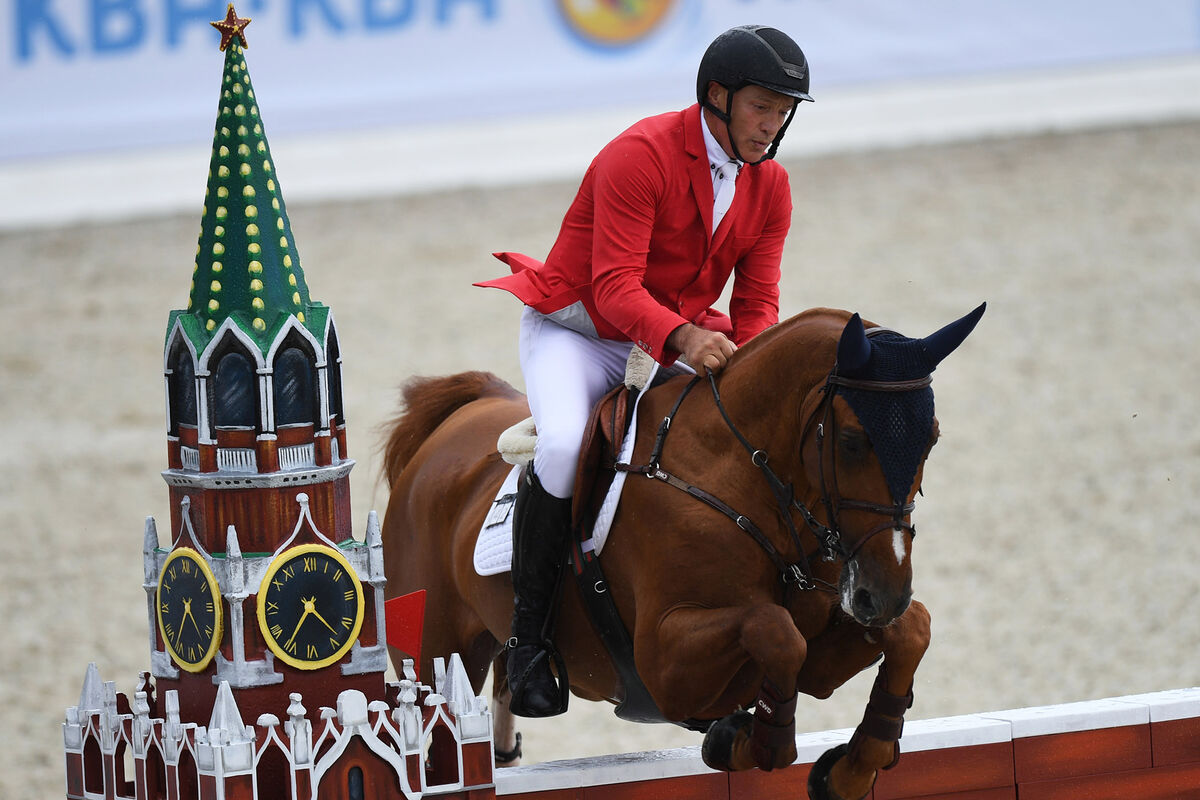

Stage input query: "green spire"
[{"left": 187, "top": 21, "right": 313, "bottom": 346}]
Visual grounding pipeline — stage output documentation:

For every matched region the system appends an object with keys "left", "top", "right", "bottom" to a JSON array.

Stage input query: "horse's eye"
[{"left": 839, "top": 429, "right": 871, "bottom": 462}]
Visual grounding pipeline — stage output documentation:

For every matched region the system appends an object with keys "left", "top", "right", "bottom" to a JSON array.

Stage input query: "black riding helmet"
[{"left": 696, "top": 25, "right": 812, "bottom": 163}]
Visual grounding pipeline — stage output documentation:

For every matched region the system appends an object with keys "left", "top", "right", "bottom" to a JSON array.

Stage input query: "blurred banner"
[{"left": 4, "top": 0, "right": 1199, "bottom": 162}]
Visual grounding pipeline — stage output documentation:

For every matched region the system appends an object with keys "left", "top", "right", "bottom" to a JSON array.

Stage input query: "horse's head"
[{"left": 798, "top": 304, "right": 985, "bottom": 628}]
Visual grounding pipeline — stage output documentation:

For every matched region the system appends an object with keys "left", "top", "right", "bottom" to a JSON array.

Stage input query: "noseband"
[{"left": 616, "top": 340, "right": 930, "bottom": 595}]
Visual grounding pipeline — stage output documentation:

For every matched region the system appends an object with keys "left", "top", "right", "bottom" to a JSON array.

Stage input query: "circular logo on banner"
[{"left": 557, "top": 0, "right": 676, "bottom": 48}]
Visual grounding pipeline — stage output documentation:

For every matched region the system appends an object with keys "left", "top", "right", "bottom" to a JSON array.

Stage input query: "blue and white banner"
[{"left": 4, "top": 0, "right": 1199, "bottom": 161}]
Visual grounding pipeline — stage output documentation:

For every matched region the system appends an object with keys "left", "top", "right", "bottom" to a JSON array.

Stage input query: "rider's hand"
[{"left": 667, "top": 323, "right": 737, "bottom": 373}]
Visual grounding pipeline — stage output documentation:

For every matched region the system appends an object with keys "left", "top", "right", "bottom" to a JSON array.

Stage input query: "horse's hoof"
[
  {"left": 701, "top": 710, "right": 753, "bottom": 771},
  {"left": 806, "top": 743, "right": 865, "bottom": 800}
]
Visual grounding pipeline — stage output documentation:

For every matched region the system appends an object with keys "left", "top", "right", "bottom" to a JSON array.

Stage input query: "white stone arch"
[
  {"left": 163, "top": 318, "right": 201, "bottom": 373},
  {"left": 311, "top": 690, "right": 417, "bottom": 800},
  {"left": 263, "top": 314, "right": 324, "bottom": 368},
  {"left": 263, "top": 315, "right": 327, "bottom": 434},
  {"left": 323, "top": 314, "right": 346, "bottom": 433},
  {"left": 196, "top": 317, "right": 268, "bottom": 375},
  {"left": 164, "top": 321, "right": 202, "bottom": 437}
]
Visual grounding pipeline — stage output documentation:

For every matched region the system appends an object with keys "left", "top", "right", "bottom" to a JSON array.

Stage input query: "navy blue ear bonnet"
[{"left": 832, "top": 304, "right": 986, "bottom": 506}]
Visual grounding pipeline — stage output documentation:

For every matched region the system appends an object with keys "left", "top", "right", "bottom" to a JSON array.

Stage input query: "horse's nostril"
[{"left": 852, "top": 588, "right": 878, "bottom": 620}]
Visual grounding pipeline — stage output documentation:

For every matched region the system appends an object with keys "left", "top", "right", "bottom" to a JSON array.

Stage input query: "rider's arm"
[{"left": 587, "top": 132, "right": 694, "bottom": 365}]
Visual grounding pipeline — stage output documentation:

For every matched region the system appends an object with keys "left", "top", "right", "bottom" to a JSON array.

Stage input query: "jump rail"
[{"left": 494, "top": 688, "right": 1200, "bottom": 800}]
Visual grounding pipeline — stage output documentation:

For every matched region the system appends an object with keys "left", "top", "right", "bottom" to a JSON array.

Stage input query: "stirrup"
[{"left": 506, "top": 637, "right": 569, "bottom": 717}]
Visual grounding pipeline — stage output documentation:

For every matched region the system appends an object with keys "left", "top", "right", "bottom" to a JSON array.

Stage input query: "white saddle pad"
[
  {"left": 472, "top": 368, "right": 655, "bottom": 577},
  {"left": 473, "top": 465, "right": 522, "bottom": 576}
]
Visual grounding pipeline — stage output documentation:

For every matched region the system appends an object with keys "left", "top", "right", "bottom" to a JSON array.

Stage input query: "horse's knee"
[
  {"left": 881, "top": 600, "right": 930, "bottom": 669},
  {"left": 739, "top": 604, "right": 807, "bottom": 686}
]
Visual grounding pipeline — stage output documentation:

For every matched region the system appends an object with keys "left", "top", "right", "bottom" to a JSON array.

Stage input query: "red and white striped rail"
[{"left": 493, "top": 688, "right": 1200, "bottom": 799}]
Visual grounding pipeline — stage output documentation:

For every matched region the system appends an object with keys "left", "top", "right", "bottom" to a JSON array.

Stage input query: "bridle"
[{"left": 615, "top": 332, "right": 930, "bottom": 597}]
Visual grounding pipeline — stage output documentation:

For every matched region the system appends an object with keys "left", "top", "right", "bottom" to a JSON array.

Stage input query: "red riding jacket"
[{"left": 477, "top": 104, "right": 791, "bottom": 366}]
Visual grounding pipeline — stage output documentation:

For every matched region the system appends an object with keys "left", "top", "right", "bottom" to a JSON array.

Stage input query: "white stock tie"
[{"left": 712, "top": 160, "right": 739, "bottom": 233}]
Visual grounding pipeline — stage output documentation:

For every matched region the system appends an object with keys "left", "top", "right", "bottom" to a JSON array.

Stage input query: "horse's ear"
[
  {"left": 921, "top": 302, "right": 987, "bottom": 368},
  {"left": 837, "top": 312, "right": 872, "bottom": 375}
]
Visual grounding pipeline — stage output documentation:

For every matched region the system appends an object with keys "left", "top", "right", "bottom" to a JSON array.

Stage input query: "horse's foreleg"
[
  {"left": 642, "top": 603, "right": 807, "bottom": 773},
  {"left": 809, "top": 600, "right": 931, "bottom": 800}
]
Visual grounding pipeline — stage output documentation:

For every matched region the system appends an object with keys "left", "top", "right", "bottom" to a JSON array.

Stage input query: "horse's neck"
[
  {"left": 637, "top": 311, "right": 843, "bottom": 463},
  {"left": 716, "top": 313, "right": 838, "bottom": 430}
]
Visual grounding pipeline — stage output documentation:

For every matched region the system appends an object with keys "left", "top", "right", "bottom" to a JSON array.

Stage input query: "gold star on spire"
[{"left": 211, "top": 3, "right": 251, "bottom": 51}]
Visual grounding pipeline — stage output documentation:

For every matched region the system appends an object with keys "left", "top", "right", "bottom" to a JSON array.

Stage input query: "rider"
[{"left": 476, "top": 25, "right": 813, "bottom": 718}]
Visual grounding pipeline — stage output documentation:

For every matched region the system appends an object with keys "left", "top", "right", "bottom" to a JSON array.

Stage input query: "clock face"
[
  {"left": 257, "top": 543, "right": 364, "bottom": 670},
  {"left": 156, "top": 547, "right": 223, "bottom": 672}
]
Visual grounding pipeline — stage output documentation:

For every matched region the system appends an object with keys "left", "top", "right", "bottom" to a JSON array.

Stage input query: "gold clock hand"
[
  {"left": 173, "top": 598, "right": 194, "bottom": 646},
  {"left": 181, "top": 599, "right": 203, "bottom": 638},
  {"left": 284, "top": 610, "right": 311, "bottom": 649},
  {"left": 309, "top": 606, "right": 340, "bottom": 636},
  {"left": 283, "top": 597, "right": 317, "bottom": 649}
]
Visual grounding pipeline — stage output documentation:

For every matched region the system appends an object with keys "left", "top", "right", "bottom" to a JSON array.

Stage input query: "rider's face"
[{"left": 706, "top": 83, "right": 796, "bottom": 163}]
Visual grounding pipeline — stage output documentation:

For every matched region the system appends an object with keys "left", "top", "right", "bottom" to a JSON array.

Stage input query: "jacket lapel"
[{"left": 683, "top": 106, "right": 716, "bottom": 246}]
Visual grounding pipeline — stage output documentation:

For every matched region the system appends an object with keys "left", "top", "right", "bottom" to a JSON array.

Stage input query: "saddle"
[{"left": 571, "top": 382, "right": 633, "bottom": 536}]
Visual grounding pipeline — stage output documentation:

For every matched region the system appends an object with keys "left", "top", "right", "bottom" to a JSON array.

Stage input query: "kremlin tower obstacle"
[
  {"left": 62, "top": 7, "right": 1200, "bottom": 800},
  {"left": 62, "top": 8, "right": 494, "bottom": 799}
]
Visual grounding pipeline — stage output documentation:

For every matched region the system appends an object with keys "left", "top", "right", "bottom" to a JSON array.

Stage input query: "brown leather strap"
[
  {"left": 826, "top": 375, "right": 932, "bottom": 392},
  {"left": 849, "top": 667, "right": 914, "bottom": 771},
  {"left": 867, "top": 670, "right": 914, "bottom": 719}
]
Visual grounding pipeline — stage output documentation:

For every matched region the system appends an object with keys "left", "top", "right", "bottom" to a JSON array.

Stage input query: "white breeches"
[{"left": 519, "top": 306, "right": 643, "bottom": 499}]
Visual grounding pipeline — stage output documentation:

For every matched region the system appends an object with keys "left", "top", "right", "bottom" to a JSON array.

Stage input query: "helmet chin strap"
[{"left": 763, "top": 102, "right": 798, "bottom": 162}]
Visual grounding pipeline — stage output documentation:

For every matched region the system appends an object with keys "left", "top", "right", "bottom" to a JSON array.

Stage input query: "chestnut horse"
[{"left": 380, "top": 305, "right": 983, "bottom": 800}]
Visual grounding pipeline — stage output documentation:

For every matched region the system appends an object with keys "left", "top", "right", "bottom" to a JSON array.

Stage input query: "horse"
[{"left": 379, "top": 304, "right": 984, "bottom": 800}]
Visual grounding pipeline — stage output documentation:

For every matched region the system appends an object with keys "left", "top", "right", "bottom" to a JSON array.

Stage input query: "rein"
[
  {"left": 615, "top": 344, "right": 928, "bottom": 596},
  {"left": 618, "top": 373, "right": 833, "bottom": 592}
]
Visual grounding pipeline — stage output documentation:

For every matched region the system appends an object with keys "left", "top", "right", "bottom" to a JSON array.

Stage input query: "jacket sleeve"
[
  {"left": 729, "top": 170, "right": 789, "bottom": 344},
  {"left": 587, "top": 134, "right": 691, "bottom": 365}
]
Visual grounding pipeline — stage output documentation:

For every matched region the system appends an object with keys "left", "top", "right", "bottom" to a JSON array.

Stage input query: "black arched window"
[
  {"left": 327, "top": 331, "right": 344, "bottom": 426},
  {"left": 348, "top": 766, "right": 364, "bottom": 800},
  {"left": 212, "top": 351, "right": 256, "bottom": 429},
  {"left": 274, "top": 346, "right": 315, "bottom": 426},
  {"left": 168, "top": 347, "right": 197, "bottom": 432}
]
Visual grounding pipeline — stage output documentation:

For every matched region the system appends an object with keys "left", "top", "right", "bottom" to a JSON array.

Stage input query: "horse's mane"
[
  {"left": 730, "top": 307, "right": 854, "bottom": 367},
  {"left": 379, "top": 371, "right": 521, "bottom": 487}
]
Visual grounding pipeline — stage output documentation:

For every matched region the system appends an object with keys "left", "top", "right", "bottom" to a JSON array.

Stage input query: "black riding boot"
[{"left": 506, "top": 466, "right": 572, "bottom": 718}]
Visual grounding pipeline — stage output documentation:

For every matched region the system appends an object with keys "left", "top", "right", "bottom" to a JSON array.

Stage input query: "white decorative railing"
[
  {"left": 217, "top": 448, "right": 257, "bottom": 472},
  {"left": 180, "top": 446, "right": 200, "bottom": 471},
  {"left": 279, "top": 443, "right": 315, "bottom": 471}
]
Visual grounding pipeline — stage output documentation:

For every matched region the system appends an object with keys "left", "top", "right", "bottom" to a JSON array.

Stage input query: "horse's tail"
[{"left": 380, "top": 371, "right": 522, "bottom": 487}]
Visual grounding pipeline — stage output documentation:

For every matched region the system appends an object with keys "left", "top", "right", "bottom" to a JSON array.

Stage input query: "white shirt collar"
[{"left": 700, "top": 109, "right": 741, "bottom": 173}]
